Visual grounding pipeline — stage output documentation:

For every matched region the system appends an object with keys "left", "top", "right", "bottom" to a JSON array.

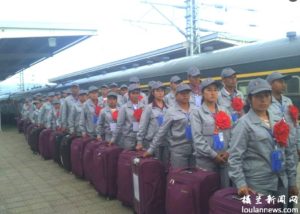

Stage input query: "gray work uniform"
[
  {"left": 228, "top": 109, "right": 296, "bottom": 196},
  {"left": 218, "top": 87, "right": 244, "bottom": 120},
  {"left": 164, "top": 91, "right": 176, "bottom": 107},
  {"left": 21, "top": 103, "right": 31, "bottom": 120},
  {"left": 61, "top": 95, "right": 78, "bottom": 130},
  {"left": 189, "top": 86, "right": 202, "bottom": 108},
  {"left": 269, "top": 95, "right": 299, "bottom": 166},
  {"left": 147, "top": 103, "right": 197, "bottom": 168},
  {"left": 50, "top": 108, "right": 61, "bottom": 130},
  {"left": 68, "top": 101, "right": 84, "bottom": 135},
  {"left": 79, "top": 99, "right": 100, "bottom": 136},
  {"left": 96, "top": 106, "right": 120, "bottom": 142},
  {"left": 191, "top": 103, "right": 231, "bottom": 187},
  {"left": 31, "top": 108, "right": 40, "bottom": 124},
  {"left": 98, "top": 96, "right": 108, "bottom": 108},
  {"left": 111, "top": 101, "right": 145, "bottom": 149},
  {"left": 38, "top": 102, "right": 53, "bottom": 128}
]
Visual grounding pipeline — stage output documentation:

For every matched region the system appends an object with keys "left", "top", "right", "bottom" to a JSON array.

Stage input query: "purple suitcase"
[
  {"left": 48, "top": 131, "right": 62, "bottom": 160},
  {"left": 166, "top": 168, "right": 220, "bottom": 214},
  {"left": 38, "top": 129, "right": 53, "bottom": 160},
  {"left": 117, "top": 150, "right": 144, "bottom": 207},
  {"left": 132, "top": 157, "right": 166, "bottom": 214},
  {"left": 92, "top": 143, "right": 123, "bottom": 198},
  {"left": 83, "top": 140, "right": 102, "bottom": 183},
  {"left": 71, "top": 137, "right": 94, "bottom": 178},
  {"left": 209, "top": 187, "right": 282, "bottom": 214}
]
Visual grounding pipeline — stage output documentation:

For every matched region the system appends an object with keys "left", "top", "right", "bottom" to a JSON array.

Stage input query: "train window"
[
  {"left": 285, "top": 75, "right": 300, "bottom": 94},
  {"left": 237, "top": 80, "right": 250, "bottom": 96}
]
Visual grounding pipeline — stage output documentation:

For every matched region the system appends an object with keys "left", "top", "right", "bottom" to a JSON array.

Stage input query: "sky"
[{"left": 0, "top": 0, "right": 299, "bottom": 94}]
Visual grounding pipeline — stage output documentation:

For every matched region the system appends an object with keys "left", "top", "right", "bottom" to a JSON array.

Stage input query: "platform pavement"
[{"left": 0, "top": 127, "right": 132, "bottom": 214}]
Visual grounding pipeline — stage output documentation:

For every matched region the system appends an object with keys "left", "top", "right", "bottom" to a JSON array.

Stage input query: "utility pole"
[{"left": 185, "top": 0, "right": 201, "bottom": 56}]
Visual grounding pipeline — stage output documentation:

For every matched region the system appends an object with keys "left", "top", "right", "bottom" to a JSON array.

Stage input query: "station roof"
[
  {"left": 50, "top": 32, "right": 255, "bottom": 84},
  {"left": 0, "top": 21, "right": 97, "bottom": 81}
]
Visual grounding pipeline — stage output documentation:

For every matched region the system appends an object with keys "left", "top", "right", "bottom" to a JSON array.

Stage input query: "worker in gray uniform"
[
  {"left": 79, "top": 86, "right": 101, "bottom": 138},
  {"left": 144, "top": 84, "right": 197, "bottom": 168},
  {"left": 61, "top": 83, "right": 79, "bottom": 132},
  {"left": 164, "top": 75, "right": 182, "bottom": 107},
  {"left": 98, "top": 84, "right": 109, "bottom": 108},
  {"left": 50, "top": 99, "right": 61, "bottom": 131},
  {"left": 96, "top": 91, "right": 120, "bottom": 142},
  {"left": 38, "top": 92, "right": 55, "bottom": 128},
  {"left": 68, "top": 90, "right": 88, "bottom": 135},
  {"left": 109, "top": 84, "right": 145, "bottom": 149},
  {"left": 191, "top": 78, "right": 232, "bottom": 187},
  {"left": 187, "top": 66, "right": 202, "bottom": 108},
  {"left": 218, "top": 67, "right": 244, "bottom": 122},
  {"left": 119, "top": 84, "right": 128, "bottom": 106},
  {"left": 123, "top": 76, "right": 148, "bottom": 105},
  {"left": 136, "top": 81, "right": 169, "bottom": 164},
  {"left": 228, "top": 78, "right": 298, "bottom": 199}
]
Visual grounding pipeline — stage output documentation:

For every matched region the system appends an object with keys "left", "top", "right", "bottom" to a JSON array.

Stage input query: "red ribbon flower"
[
  {"left": 112, "top": 111, "right": 118, "bottom": 122},
  {"left": 214, "top": 111, "right": 231, "bottom": 130},
  {"left": 133, "top": 108, "right": 143, "bottom": 122},
  {"left": 289, "top": 105, "right": 299, "bottom": 125},
  {"left": 231, "top": 97, "right": 244, "bottom": 112},
  {"left": 95, "top": 106, "right": 102, "bottom": 116},
  {"left": 138, "top": 95, "right": 143, "bottom": 101},
  {"left": 273, "top": 119, "right": 290, "bottom": 147}
]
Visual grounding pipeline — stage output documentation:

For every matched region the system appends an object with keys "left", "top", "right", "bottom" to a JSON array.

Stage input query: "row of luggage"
[{"left": 18, "top": 118, "right": 282, "bottom": 214}]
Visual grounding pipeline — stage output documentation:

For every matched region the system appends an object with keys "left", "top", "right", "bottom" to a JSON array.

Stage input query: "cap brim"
[
  {"left": 176, "top": 89, "right": 191, "bottom": 94},
  {"left": 249, "top": 88, "right": 271, "bottom": 95}
]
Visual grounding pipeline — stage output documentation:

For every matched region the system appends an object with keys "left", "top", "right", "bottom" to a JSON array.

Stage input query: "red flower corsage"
[
  {"left": 231, "top": 97, "right": 244, "bottom": 112},
  {"left": 133, "top": 108, "right": 143, "bottom": 122},
  {"left": 112, "top": 111, "right": 118, "bottom": 122},
  {"left": 95, "top": 106, "right": 102, "bottom": 116},
  {"left": 214, "top": 111, "right": 231, "bottom": 130},
  {"left": 138, "top": 95, "right": 143, "bottom": 101},
  {"left": 289, "top": 105, "right": 299, "bottom": 125},
  {"left": 273, "top": 119, "right": 290, "bottom": 147}
]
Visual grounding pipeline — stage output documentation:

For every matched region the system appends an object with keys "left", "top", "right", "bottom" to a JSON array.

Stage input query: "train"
[{"left": 1, "top": 35, "right": 300, "bottom": 124}]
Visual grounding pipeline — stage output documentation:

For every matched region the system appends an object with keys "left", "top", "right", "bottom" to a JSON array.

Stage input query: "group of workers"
[{"left": 20, "top": 67, "right": 300, "bottom": 201}]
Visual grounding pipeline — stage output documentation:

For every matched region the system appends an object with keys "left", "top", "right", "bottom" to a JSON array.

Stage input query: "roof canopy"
[{"left": 0, "top": 21, "right": 97, "bottom": 81}]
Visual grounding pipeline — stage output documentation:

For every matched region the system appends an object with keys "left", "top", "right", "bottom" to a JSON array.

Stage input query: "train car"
[{"left": 1, "top": 36, "right": 300, "bottom": 124}]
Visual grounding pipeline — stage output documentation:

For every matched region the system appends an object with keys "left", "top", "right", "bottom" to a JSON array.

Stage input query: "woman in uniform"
[
  {"left": 191, "top": 78, "right": 232, "bottom": 187},
  {"left": 228, "top": 78, "right": 298, "bottom": 198}
]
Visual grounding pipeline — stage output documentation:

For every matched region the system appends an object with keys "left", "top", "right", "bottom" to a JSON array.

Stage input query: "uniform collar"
[{"left": 248, "top": 108, "right": 277, "bottom": 128}]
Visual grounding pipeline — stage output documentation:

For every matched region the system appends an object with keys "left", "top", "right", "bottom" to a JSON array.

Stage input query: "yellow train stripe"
[{"left": 141, "top": 67, "right": 300, "bottom": 88}]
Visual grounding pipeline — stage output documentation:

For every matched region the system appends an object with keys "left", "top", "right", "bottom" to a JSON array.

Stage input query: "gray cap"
[
  {"left": 221, "top": 67, "right": 236, "bottom": 78},
  {"left": 71, "top": 83, "right": 79, "bottom": 87},
  {"left": 33, "top": 100, "right": 40, "bottom": 104},
  {"left": 129, "top": 76, "right": 140, "bottom": 83},
  {"left": 120, "top": 84, "right": 128, "bottom": 89},
  {"left": 187, "top": 66, "right": 201, "bottom": 77},
  {"left": 52, "top": 99, "right": 60, "bottom": 105},
  {"left": 176, "top": 84, "right": 192, "bottom": 94},
  {"left": 48, "top": 92, "right": 55, "bottom": 97},
  {"left": 88, "top": 86, "right": 99, "bottom": 93},
  {"left": 109, "top": 82, "right": 118, "bottom": 88},
  {"left": 55, "top": 91, "right": 61, "bottom": 95},
  {"left": 128, "top": 83, "right": 141, "bottom": 92},
  {"left": 148, "top": 80, "right": 156, "bottom": 89},
  {"left": 101, "top": 84, "right": 109, "bottom": 89},
  {"left": 34, "top": 93, "right": 42, "bottom": 98},
  {"left": 107, "top": 91, "right": 119, "bottom": 98},
  {"left": 79, "top": 90, "right": 88, "bottom": 95},
  {"left": 266, "top": 72, "right": 291, "bottom": 84},
  {"left": 200, "top": 78, "right": 222, "bottom": 92},
  {"left": 170, "top": 75, "right": 182, "bottom": 83},
  {"left": 152, "top": 81, "right": 165, "bottom": 90},
  {"left": 247, "top": 78, "right": 272, "bottom": 95}
]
